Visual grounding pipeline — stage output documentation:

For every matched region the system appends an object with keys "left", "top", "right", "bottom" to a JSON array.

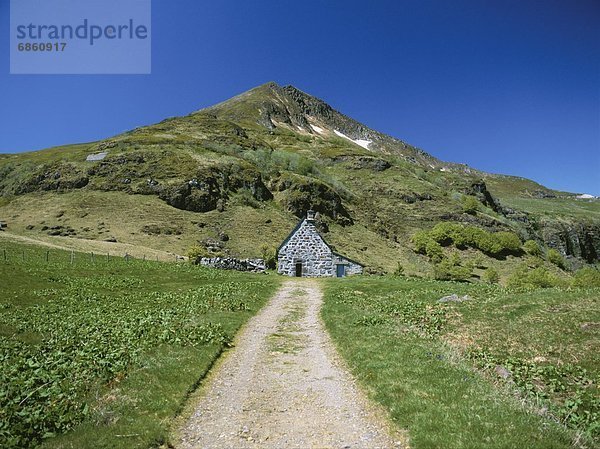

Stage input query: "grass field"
[
  {"left": 322, "top": 276, "right": 599, "bottom": 449},
  {"left": 0, "top": 240, "right": 279, "bottom": 449}
]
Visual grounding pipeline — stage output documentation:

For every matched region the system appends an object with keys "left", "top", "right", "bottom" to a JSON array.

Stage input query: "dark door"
[
  {"left": 336, "top": 264, "right": 346, "bottom": 278},
  {"left": 295, "top": 262, "right": 302, "bottom": 277}
]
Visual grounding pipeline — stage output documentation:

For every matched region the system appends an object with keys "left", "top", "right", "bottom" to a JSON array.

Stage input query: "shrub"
[
  {"left": 493, "top": 231, "right": 522, "bottom": 254},
  {"left": 429, "top": 222, "right": 461, "bottom": 246},
  {"left": 394, "top": 262, "right": 405, "bottom": 276},
  {"left": 412, "top": 230, "right": 431, "bottom": 254},
  {"left": 572, "top": 267, "right": 600, "bottom": 287},
  {"left": 523, "top": 239, "right": 543, "bottom": 256},
  {"left": 433, "top": 255, "right": 472, "bottom": 281},
  {"left": 547, "top": 248, "right": 566, "bottom": 270},
  {"left": 425, "top": 240, "right": 444, "bottom": 264},
  {"left": 413, "top": 223, "right": 522, "bottom": 260},
  {"left": 461, "top": 195, "right": 480, "bottom": 214},
  {"left": 232, "top": 189, "right": 261, "bottom": 208},
  {"left": 482, "top": 267, "right": 500, "bottom": 284},
  {"left": 260, "top": 245, "right": 277, "bottom": 270},
  {"left": 187, "top": 245, "right": 210, "bottom": 262},
  {"left": 507, "top": 264, "right": 562, "bottom": 289}
]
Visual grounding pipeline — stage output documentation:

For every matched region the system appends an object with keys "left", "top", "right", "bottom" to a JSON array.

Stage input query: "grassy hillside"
[
  {"left": 0, "top": 82, "right": 598, "bottom": 276},
  {"left": 0, "top": 240, "right": 279, "bottom": 449},
  {"left": 322, "top": 276, "right": 600, "bottom": 448}
]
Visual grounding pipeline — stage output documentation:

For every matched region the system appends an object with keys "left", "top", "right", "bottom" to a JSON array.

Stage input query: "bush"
[
  {"left": 493, "top": 232, "right": 522, "bottom": 254},
  {"left": 482, "top": 267, "right": 500, "bottom": 284},
  {"left": 523, "top": 239, "right": 543, "bottom": 256},
  {"left": 394, "top": 262, "right": 405, "bottom": 276},
  {"left": 429, "top": 222, "right": 461, "bottom": 246},
  {"left": 425, "top": 240, "right": 444, "bottom": 264},
  {"left": 461, "top": 195, "right": 480, "bottom": 214},
  {"left": 572, "top": 267, "right": 600, "bottom": 287},
  {"left": 424, "top": 223, "right": 521, "bottom": 257},
  {"left": 187, "top": 245, "right": 210, "bottom": 262},
  {"left": 433, "top": 254, "right": 472, "bottom": 281},
  {"left": 260, "top": 245, "right": 277, "bottom": 270},
  {"left": 507, "top": 264, "right": 563, "bottom": 289},
  {"left": 547, "top": 248, "right": 566, "bottom": 270},
  {"left": 411, "top": 230, "right": 431, "bottom": 254}
]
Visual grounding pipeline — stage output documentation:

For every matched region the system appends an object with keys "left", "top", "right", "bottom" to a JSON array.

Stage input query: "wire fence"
[{"left": 1, "top": 247, "right": 185, "bottom": 265}]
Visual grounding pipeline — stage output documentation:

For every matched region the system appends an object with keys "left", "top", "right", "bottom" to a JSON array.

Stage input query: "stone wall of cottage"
[
  {"left": 278, "top": 219, "right": 335, "bottom": 277},
  {"left": 333, "top": 254, "right": 363, "bottom": 276}
]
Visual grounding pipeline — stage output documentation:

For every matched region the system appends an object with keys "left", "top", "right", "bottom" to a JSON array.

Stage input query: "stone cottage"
[{"left": 277, "top": 211, "right": 363, "bottom": 277}]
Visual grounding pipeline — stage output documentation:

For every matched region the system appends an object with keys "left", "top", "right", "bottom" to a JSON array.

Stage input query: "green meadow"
[
  {"left": 0, "top": 240, "right": 279, "bottom": 449},
  {"left": 322, "top": 276, "right": 599, "bottom": 449}
]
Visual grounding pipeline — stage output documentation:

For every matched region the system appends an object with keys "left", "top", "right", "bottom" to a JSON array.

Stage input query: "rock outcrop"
[{"left": 539, "top": 219, "right": 600, "bottom": 262}]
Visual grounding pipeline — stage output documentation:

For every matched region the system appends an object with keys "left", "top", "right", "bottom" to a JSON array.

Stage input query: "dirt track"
[{"left": 176, "top": 280, "right": 402, "bottom": 449}]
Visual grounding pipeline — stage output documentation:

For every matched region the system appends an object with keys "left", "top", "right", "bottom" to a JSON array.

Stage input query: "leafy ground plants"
[
  {"left": 0, "top": 241, "right": 279, "bottom": 448},
  {"left": 322, "top": 276, "right": 599, "bottom": 449}
]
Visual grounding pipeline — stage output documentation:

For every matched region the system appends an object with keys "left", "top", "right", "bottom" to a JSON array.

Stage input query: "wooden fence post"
[
  {"left": 70, "top": 250, "right": 74, "bottom": 265},
  {"left": 45, "top": 251, "right": 49, "bottom": 263}
]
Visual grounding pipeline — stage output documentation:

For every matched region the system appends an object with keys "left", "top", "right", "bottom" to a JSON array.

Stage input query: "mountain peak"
[{"left": 197, "top": 82, "right": 440, "bottom": 166}]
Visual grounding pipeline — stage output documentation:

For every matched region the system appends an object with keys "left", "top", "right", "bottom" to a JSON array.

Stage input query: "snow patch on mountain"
[
  {"left": 310, "top": 124, "right": 325, "bottom": 134},
  {"left": 334, "top": 130, "right": 372, "bottom": 150}
]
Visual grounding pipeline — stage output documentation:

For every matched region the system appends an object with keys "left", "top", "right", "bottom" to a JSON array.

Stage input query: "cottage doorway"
[
  {"left": 295, "top": 262, "right": 303, "bottom": 277},
  {"left": 336, "top": 264, "right": 346, "bottom": 278}
]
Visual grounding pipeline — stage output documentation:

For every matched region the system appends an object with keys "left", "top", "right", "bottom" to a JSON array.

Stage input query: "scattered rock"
[
  {"left": 580, "top": 322, "right": 600, "bottom": 331},
  {"left": 437, "top": 294, "right": 471, "bottom": 303},
  {"left": 25, "top": 224, "right": 35, "bottom": 230},
  {"left": 104, "top": 237, "right": 117, "bottom": 243},
  {"left": 142, "top": 224, "right": 182, "bottom": 236},
  {"left": 202, "top": 238, "right": 224, "bottom": 253},
  {"left": 47, "top": 225, "right": 77, "bottom": 237},
  {"left": 86, "top": 152, "right": 108, "bottom": 162},
  {"left": 494, "top": 365, "right": 512, "bottom": 379},
  {"left": 219, "top": 232, "right": 229, "bottom": 242}
]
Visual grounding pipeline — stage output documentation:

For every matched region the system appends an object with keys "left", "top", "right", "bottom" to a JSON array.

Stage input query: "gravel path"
[{"left": 176, "top": 280, "right": 402, "bottom": 449}]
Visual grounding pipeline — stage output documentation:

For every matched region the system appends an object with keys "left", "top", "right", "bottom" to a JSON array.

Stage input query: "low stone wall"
[{"left": 196, "top": 257, "right": 266, "bottom": 273}]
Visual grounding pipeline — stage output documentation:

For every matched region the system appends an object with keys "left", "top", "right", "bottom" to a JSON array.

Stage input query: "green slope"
[{"left": 0, "top": 82, "right": 598, "bottom": 274}]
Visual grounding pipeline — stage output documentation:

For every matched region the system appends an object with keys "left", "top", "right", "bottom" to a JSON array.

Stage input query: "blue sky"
[{"left": 1, "top": 0, "right": 599, "bottom": 194}]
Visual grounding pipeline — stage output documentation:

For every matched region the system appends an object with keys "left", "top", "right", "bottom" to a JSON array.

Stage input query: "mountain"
[{"left": 0, "top": 82, "right": 598, "bottom": 274}]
